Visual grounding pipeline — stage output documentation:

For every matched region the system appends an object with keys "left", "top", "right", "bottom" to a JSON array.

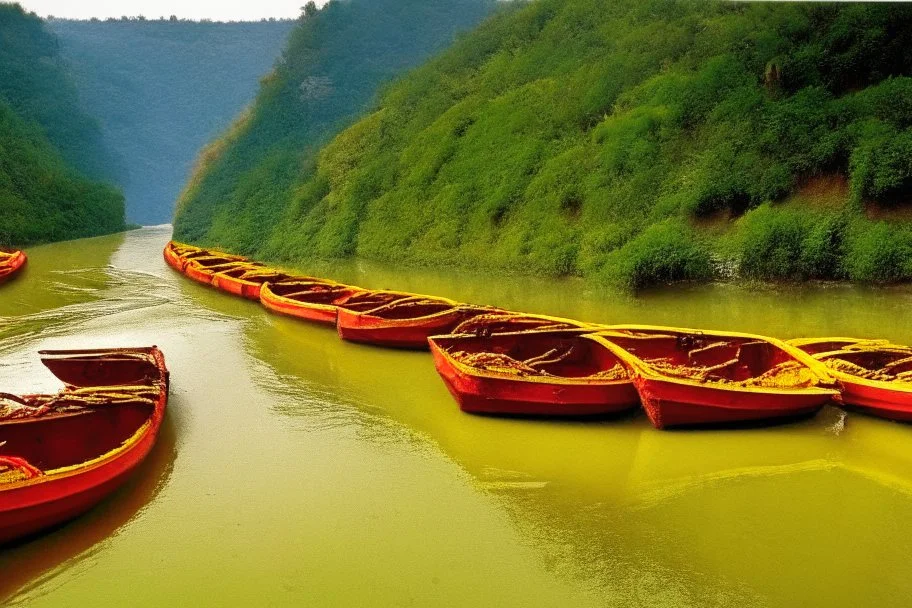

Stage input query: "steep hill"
[
  {"left": 172, "top": 0, "right": 497, "bottom": 251},
  {"left": 175, "top": 0, "right": 912, "bottom": 289},
  {"left": 0, "top": 4, "right": 124, "bottom": 246},
  {"left": 50, "top": 17, "right": 296, "bottom": 225}
]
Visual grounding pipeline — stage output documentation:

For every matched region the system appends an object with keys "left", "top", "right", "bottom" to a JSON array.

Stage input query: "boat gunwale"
[
  {"left": 0, "top": 348, "right": 168, "bottom": 492},
  {"left": 260, "top": 281, "right": 363, "bottom": 314},
  {"left": 338, "top": 296, "right": 483, "bottom": 328},
  {"left": 788, "top": 338, "right": 912, "bottom": 393},
  {"left": 427, "top": 328, "right": 633, "bottom": 387},
  {"left": 583, "top": 324, "right": 839, "bottom": 396}
]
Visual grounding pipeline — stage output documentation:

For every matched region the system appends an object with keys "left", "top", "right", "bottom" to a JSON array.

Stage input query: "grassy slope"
[
  {"left": 0, "top": 4, "right": 124, "bottom": 246},
  {"left": 50, "top": 18, "right": 296, "bottom": 225},
  {"left": 172, "top": 0, "right": 497, "bottom": 252},
  {"left": 178, "top": 0, "right": 912, "bottom": 289}
]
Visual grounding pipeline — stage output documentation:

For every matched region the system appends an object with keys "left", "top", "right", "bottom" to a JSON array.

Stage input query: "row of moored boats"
[
  {"left": 164, "top": 241, "right": 912, "bottom": 428},
  {"left": 2, "top": 239, "right": 910, "bottom": 546}
]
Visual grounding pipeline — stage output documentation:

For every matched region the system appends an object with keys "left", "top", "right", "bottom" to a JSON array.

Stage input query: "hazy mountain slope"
[
  {"left": 172, "top": 0, "right": 497, "bottom": 251},
  {"left": 177, "top": 0, "right": 912, "bottom": 289},
  {"left": 0, "top": 4, "right": 124, "bottom": 246},
  {"left": 50, "top": 18, "right": 296, "bottom": 225}
]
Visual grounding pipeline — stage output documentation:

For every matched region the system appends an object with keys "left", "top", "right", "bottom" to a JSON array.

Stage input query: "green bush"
[
  {"left": 735, "top": 205, "right": 847, "bottom": 280},
  {"left": 175, "top": 0, "right": 912, "bottom": 291},
  {"left": 845, "top": 221, "right": 912, "bottom": 282},
  {"left": 600, "top": 220, "right": 713, "bottom": 291}
]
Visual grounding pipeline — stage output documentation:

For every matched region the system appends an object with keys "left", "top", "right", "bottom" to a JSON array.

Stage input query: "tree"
[{"left": 301, "top": 2, "right": 318, "bottom": 19}]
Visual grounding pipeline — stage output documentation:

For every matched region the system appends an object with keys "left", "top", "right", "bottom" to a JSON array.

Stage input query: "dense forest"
[
  {"left": 0, "top": 4, "right": 124, "bottom": 246},
  {"left": 50, "top": 17, "right": 296, "bottom": 225},
  {"left": 174, "top": 0, "right": 912, "bottom": 290},
  {"left": 172, "top": 0, "right": 497, "bottom": 252}
]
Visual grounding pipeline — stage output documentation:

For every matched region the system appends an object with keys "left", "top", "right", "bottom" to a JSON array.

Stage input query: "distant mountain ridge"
[
  {"left": 172, "top": 0, "right": 498, "bottom": 252},
  {"left": 179, "top": 0, "right": 912, "bottom": 289},
  {"left": 50, "top": 18, "right": 296, "bottom": 225}
]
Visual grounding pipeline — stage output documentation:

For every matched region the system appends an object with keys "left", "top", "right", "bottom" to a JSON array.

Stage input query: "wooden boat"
[
  {"left": 163, "top": 241, "right": 247, "bottom": 274},
  {"left": 183, "top": 257, "right": 262, "bottom": 287},
  {"left": 586, "top": 326, "right": 838, "bottom": 429},
  {"left": 0, "top": 250, "right": 27, "bottom": 285},
  {"left": 0, "top": 347, "right": 169, "bottom": 544},
  {"left": 789, "top": 337, "right": 912, "bottom": 421},
  {"left": 260, "top": 281, "right": 366, "bottom": 325},
  {"left": 337, "top": 294, "right": 500, "bottom": 349},
  {"left": 428, "top": 329, "right": 640, "bottom": 416},
  {"left": 210, "top": 268, "right": 323, "bottom": 301},
  {"left": 450, "top": 311, "right": 594, "bottom": 336}
]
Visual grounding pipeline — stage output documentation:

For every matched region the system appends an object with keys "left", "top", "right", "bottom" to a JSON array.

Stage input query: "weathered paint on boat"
[
  {"left": 337, "top": 296, "right": 498, "bottom": 349},
  {"left": 0, "top": 250, "right": 27, "bottom": 285},
  {"left": 260, "top": 282, "right": 365, "bottom": 325},
  {"left": 588, "top": 326, "right": 838, "bottom": 429},
  {"left": 0, "top": 347, "right": 169, "bottom": 545},
  {"left": 428, "top": 329, "right": 639, "bottom": 416},
  {"left": 450, "top": 311, "right": 596, "bottom": 336},
  {"left": 789, "top": 337, "right": 912, "bottom": 422}
]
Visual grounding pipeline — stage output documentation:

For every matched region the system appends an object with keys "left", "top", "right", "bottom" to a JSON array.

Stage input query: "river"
[{"left": 1, "top": 226, "right": 911, "bottom": 606}]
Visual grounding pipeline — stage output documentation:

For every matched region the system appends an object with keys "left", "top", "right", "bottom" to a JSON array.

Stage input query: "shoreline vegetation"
[
  {"left": 0, "top": 4, "right": 125, "bottom": 247},
  {"left": 174, "top": 0, "right": 912, "bottom": 292}
]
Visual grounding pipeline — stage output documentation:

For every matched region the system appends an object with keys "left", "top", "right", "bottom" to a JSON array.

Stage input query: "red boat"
[
  {"left": 210, "top": 267, "right": 322, "bottom": 301},
  {"left": 587, "top": 326, "right": 838, "bottom": 429},
  {"left": 183, "top": 256, "right": 261, "bottom": 287},
  {"left": 451, "top": 311, "right": 594, "bottom": 336},
  {"left": 337, "top": 294, "right": 499, "bottom": 349},
  {"left": 0, "top": 347, "right": 169, "bottom": 544},
  {"left": 428, "top": 329, "right": 640, "bottom": 416},
  {"left": 163, "top": 241, "right": 246, "bottom": 273},
  {"left": 260, "top": 281, "right": 366, "bottom": 325},
  {"left": 0, "top": 250, "right": 27, "bottom": 284},
  {"left": 789, "top": 337, "right": 912, "bottom": 422}
]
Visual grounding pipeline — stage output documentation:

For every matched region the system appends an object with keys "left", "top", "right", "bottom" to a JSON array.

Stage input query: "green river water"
[{"left": 1, "top": 226, "right": 911, "bottom": 606}]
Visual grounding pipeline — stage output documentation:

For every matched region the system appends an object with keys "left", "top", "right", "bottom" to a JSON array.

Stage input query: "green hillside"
[
  {"left": 172, "top": 0, "right": 496, "bottom": 251},
  {"left": 50, "top": 17, "right": 296, "bottom": 225},
  {"left": 175, "top": 0, "right": 912, "bottom": 289},
  {"left": 0, "top": 4, "right": 124, "bottom": 246}
]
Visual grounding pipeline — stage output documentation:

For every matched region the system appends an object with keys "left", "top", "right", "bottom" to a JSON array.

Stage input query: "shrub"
[
  {"left": 600, "top": 219, "right": 713, "bottom": 291},
  {"left": 844, "top": 221, "right": 912, "bottom": 282}
]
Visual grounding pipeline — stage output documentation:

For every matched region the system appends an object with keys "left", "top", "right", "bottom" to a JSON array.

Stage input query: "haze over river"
[{"left": 1, "top": 226, "right": 911, "bottom": 606}]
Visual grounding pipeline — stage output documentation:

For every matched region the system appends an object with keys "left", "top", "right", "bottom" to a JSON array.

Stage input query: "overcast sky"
[{"left": 17, "top": 0, "right": 329, "bottom": 21}]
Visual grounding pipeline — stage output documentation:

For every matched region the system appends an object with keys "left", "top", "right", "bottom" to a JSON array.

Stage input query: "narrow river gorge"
[{"left": 1, "top": 226, "right": 911, "bottom": 606}]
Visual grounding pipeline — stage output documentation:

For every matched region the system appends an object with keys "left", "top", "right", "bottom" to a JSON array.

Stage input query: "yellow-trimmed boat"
[
  {"left": 586, "top": 326, "right": 838, "bottom": 428},
  {"left": 789, "top": 337, "right": 912, "bottom": 422}
]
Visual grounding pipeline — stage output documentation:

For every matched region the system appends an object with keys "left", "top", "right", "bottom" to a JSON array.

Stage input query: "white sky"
[{"left": 16, "top": 0, "right": 330, "bottom": 21}]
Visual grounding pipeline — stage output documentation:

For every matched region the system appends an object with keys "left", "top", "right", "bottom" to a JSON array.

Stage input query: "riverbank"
[
  {"left": 174, "top": 2, "right": 912, "bottom": 292},
  {"left": 4, "top": 226, "right": 912, "bottom": 606}
]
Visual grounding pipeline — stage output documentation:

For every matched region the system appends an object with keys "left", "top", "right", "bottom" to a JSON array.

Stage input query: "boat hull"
[
  {"left": 183, "top": 263, "right": 217, "bottom": 286},
  {"left": 162, "top": 244, "right": 185, "bottom": 272},
  {"left": 834, "top": 379, "right": 912, "bottom": 421},
  {"left": 787, "top": 337, "right": 912, "bottom": 422},
  {"left": 337, "top": 308, "right": 486, "bottom": 349},
  {"left": 0, "top": 419, "right": 159, "bottom": 545},
  {"left": 211, "top": 274, "right": 262, "bottom": 301},
  {"left": 260, "top": 285, "right": 339, "bottom": 325},
  {"left": 635, "top": 376, "right": 831, "bottom": 429},
  {"left": 0, "top": 251, "right": 27, "bottom": 284},
  {"left": 429, "top": 340, "right": 639, "bottom": 417},
  {"left": 0, "top": 348, "right": 168, "bottom": 545}
]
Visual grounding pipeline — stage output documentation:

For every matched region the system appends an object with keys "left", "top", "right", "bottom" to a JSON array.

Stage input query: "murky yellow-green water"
[{"left": 2, "top": 226, "right": 912, "bottom": 607}]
